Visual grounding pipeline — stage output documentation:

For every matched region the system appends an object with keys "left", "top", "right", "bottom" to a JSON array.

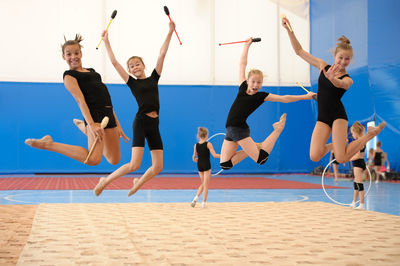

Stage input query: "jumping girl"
[
  {"left": 25, "top": 35, "right": 128, "bottom": 165},
  {"left": 191, "top": 127, "right": 220, "bottom": 208},
  {"left": 219, "top": 38, "right": 316, "bottom": 171},
  {"left": 282, "top": 17, "right": 385, "bottom": 164},
  {"left": 94, "top": 21, "right": 175, "bottom": 196}
]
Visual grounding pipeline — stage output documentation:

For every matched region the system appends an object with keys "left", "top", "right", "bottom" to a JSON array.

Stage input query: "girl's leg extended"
[
  {"left": 333, "top": 119, "right": 386, "bottom": 163},
  {"left": 128, "top": 149, "right": 163, "bottom": 197},
  {"left": 102, "top": 127, "right": 121, "bottom": 165},
  {"left": 94, "top": 147, "right": 144, "bottom": 196},
  {"left": 309, "top": 122, "right": 332, "bottom": 162},
  {"left": 25, "top": 126, "right": 104, "bottom": 166},
  {"left": 219, "top": 139, "right": 247, "bottom": 169}
]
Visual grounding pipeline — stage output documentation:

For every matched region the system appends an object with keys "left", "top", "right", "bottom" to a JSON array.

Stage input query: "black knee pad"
[
  {"left": 354, "top": 182, "right": 359, "bottom": 190},
  {"left": 220, "top": 160, "right": 233, "bottom": 170},
  {"left": 257, "top": 149, "right": 269, "bottom": 165},
  {"left": 357, "top": 183, "right": 364, "bottom": 191}
]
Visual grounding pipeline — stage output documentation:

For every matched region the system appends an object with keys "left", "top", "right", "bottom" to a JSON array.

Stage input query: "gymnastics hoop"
[
  {"left": 321, "top": 159, "right": 372, "bottom": 206},
  {"left": 207, "top": 133, "right": 226, "bottom": 176}
]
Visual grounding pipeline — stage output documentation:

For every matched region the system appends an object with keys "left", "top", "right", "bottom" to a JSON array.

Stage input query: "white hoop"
[
  {"left": 321, "top": 159, "right": 372, "bottom": 206},
  {"left": 207, "top": 132, "right": 226, "bottom": 176}
]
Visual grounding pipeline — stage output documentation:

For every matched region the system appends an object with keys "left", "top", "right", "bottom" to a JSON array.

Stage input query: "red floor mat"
[{"left": 0, "top": 177, "right": 347, "bottom": 190}]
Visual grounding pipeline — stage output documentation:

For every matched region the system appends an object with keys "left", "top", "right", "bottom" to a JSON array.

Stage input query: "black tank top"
[
  {"left": 63, "top": 68, "right": 112, "bottom": 110},
  {"left": 196, "top": 142, "right": 210, "bottom": 162}
]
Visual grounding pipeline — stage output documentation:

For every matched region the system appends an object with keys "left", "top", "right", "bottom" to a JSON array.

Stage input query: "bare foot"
[
  {"left": 273, "top": 113, "right": 287, "bottom": 132},
  {"left": 367, "top": 122, "right": 386, "bottom": 139},
  {"left": 128, "top": 178, "right": 139, "bottom": 197},
  {"left": 94, "top": 177, "right": 107, "bottom": 196},
  {"left": 25, "top": 135, "right": 53, "bottom": 149},
  {"left": 73, "top": 119, "right": 87, "bottom": 135}
]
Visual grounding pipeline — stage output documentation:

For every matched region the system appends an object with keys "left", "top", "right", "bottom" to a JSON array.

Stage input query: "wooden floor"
[{"left": 2, "top": 202, "right": 399, "bottom": 265}]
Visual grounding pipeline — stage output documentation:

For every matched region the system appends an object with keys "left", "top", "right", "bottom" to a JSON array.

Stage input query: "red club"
[
  {"left": 163, "top": 6, "right": 182, "bottom": 45},
  {"left": 219, "top": 38, "right": 261, "bottom": 46}
]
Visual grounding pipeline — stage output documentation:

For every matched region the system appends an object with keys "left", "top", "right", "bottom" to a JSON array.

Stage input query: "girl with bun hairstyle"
[{"left": 281, "top": 17, "right": 385, "bottom": 164}]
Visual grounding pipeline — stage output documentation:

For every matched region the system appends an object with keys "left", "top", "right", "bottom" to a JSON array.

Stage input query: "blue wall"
[
  {"left": 310, "top": 0, "right": 400, "bottom": 171},
  {"left": 0, "top": 81, "right": 316, "bottom": 174}
]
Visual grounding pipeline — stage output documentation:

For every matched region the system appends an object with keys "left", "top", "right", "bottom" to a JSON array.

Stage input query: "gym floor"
[{"left": 1, "top": 173, "right": 399, "bottom": 216}]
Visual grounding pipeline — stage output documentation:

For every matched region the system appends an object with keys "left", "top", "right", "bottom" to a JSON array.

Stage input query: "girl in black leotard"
[
  {"left": 373, "top": 141, "right": 384, "bottom": 183},
  {"left": 282, "top": 17, "right": 385, "bottom": 164},
  {"left": 191, "top": 128, "right": 220, "bottom": 208},
  {"left": 349, "top": 122, "right": 366, "bottom": 210},
  {"left": 25, "top": 35, "right": 128, "bottom": 165},
  {"left": 94, "top": 21, "right": 176, "bottom": 196},
  {"left": 219, "top": 38, "right": 316, "bottom": 171}
]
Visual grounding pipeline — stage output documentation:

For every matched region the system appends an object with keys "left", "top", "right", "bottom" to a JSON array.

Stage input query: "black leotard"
[
  {"left": 317, "top": 65, "right": 350, "bottom": 128},
  {"left": 63, "top": 68, "right": 116, "bottom": 128},
  {"left": 196, "top": 142, "right": 211, "bottom": 172},
  {"left": 374, "top": 151, "right": 383, "bottom": 166}
]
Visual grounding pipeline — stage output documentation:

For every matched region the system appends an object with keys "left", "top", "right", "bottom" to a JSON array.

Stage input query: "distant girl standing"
[
  {"left": 191, "top": 127, "right": 220, "bottom": 208},
  {"left": 349, "top": 122, "right": 366, "bottom": 210}
]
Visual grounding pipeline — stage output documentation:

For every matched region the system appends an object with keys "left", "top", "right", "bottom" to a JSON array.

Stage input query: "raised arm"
[
  {"left": 264, "top": 91, "right": 316, "bottom": 103},
  {"left": 207, "top": 142, "right": 220, "bottom": 159},
  {"left": 239, "top": 38, "right": 252, "bottom": 84},
  {"left": 102, "top": 30, "right": 130, "bottom": 83},
  {"left": 281, "top": 17, "right": 326, "bottom": 71},
  {"left": 192, "top": 144, "right": 198, "bottom": 163},
  {"left": 155, "top": 21, "right": 175, "bottom": 75},
  {"left": 64, "top": 75, "right": 103, "bottom": 140}
]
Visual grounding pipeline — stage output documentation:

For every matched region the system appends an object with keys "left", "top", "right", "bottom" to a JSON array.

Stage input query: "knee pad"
[
  {"left": 220, "top": 160, "right": 233, "bottom": 170},
  {"left": 354, "top": 182, "right": 359, "bottom": 190},
  {"left": 357, "top": 183, "right": 364, "bottom": 191},
  {"left": 257, "top": 149, "right": 269, "bottom": 165}
]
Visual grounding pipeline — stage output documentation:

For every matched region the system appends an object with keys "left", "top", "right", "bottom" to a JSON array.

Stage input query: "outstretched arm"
[
  {"left": 102, "top": 30, "right": 130, "bottom": 83},
  {"left": 281, "top": 17, "right": 326, "bottom": 71},
  {"left": 239, "top": 38, "right": 252, "bottom": 84},
  {"left": 207, "top": 142, "right": 220, "bottom": 158},
  {"left": 265, "top": 92, "right": 316, "bottom": 103},
  {"left": 155, "top": 21, "right": 175, "bottom": 75},
  {"left": 192, "top": 144, "right": 198, "bottom": 163}
]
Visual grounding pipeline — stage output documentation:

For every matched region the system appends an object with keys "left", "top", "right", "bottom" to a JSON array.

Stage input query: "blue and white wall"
[{"left": 1, "top": 0, "right": 398, "bottom": 173}]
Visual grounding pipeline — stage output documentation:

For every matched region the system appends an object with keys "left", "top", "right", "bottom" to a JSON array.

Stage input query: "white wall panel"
[{"left": 0, "top": 0, "right": 309, "bottom": 85}]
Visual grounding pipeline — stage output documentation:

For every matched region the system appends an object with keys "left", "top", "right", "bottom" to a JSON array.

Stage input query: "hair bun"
[{"left": 337, "top": 35, "right": 350, "bottom": 45}]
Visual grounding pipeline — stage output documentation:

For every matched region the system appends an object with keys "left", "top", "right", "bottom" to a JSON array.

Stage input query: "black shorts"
[
  {"left": 352, "top": 159, "right": 366, "bottom": 170},
  {"left": 84, "top": 106, "right": 117, "bottom": 129},
  {"left": 225, "top": 126, "right": 250, "bottom": 142},
  {"left": 197, "top": 160, "right": 211, "bottom": 172},
  {"left": 132, "top": 114, "right": 163, "bottom": 150}
]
